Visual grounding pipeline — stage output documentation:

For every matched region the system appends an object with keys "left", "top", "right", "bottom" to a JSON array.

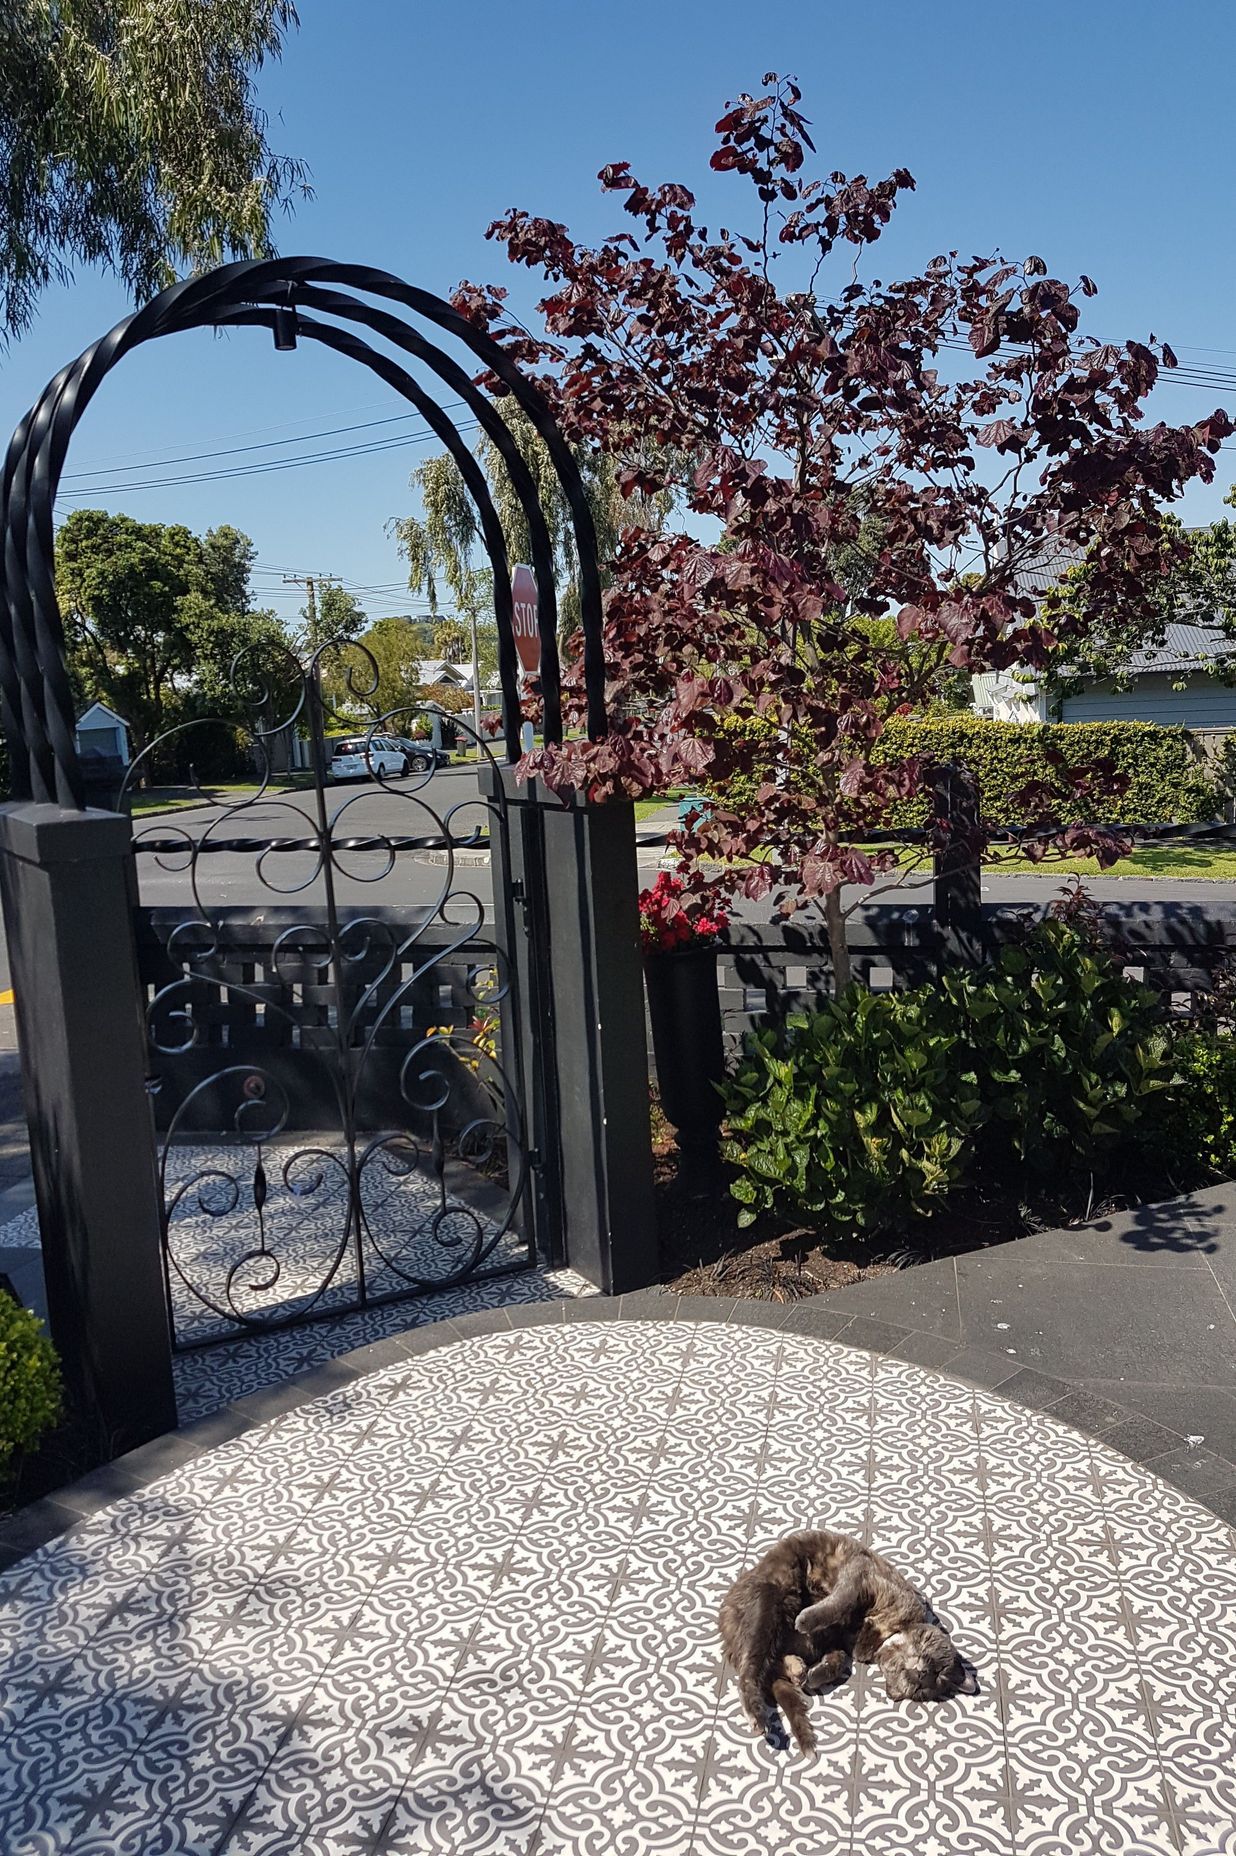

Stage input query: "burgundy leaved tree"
[{"left": 454, "top": 75, "right": 1232, "bottom": 988}]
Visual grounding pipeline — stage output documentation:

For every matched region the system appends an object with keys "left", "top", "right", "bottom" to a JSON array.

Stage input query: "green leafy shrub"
[
  {"left": 1150, "top": 1030, "right": 1236, "bottom": 1182},
  {"left": 722, "top": 921, "right": 1175, "bottom": 1233},
  {"left": 0, "top": 1295, "right": 61, "bottom": 1472},
  {"left": 940, "top": 921, "right": 1175, "bottom": 1175},
  {"left": 722, "top": 987, "right": 986, "bottom": 1231}
]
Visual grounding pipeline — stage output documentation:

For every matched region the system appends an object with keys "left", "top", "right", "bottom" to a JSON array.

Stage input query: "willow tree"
[
  {"left": 388, "top": 405, "right": 671, "bottom": 649},
  {"left": 0, "top": 0, "right": 307, "bottom": 338}
]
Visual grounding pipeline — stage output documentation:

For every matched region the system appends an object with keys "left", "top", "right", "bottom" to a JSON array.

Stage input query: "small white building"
[{"left": 75, "top": 701, "right": 131, "bottom": 765}]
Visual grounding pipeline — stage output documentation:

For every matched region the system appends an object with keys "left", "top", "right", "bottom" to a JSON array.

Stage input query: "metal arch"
[
  {"left": 260, "top": 285, "right": 567, "bottom": 748},
  {"left": 213, "top": 303, "right": 528, "bottom": 764},
  {"left": 0, "top": 256, "right": 609, "bottom": 809}
]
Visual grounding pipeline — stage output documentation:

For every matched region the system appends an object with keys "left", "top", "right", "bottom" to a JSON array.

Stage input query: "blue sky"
[{"left": 5, "top": 0, "right": 1236, "bottom": 629}]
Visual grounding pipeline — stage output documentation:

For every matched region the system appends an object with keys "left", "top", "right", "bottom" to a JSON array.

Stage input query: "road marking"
[{"left": 0, "top": 990, "right": 13, "bottom": 1006}]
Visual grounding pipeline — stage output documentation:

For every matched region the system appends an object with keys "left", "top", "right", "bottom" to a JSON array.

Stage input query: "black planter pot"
[{"left": 644, "top": 942, "right": 725, "bottom": 1193}]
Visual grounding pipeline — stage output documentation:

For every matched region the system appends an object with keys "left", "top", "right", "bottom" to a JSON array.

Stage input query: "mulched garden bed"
[{"left": 652, "top": 1102, "right": 1200, "bottom": 1301}]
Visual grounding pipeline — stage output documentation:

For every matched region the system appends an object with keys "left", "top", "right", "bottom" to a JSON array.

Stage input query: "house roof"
[
  {"left": 416, "top": 658, "right": 471, "bottom": 687},
  {"left": 1123, "top": 623, "right": 1236, "bottom": 676},
  {"left": 1010, "top": 534, "right": 1084, "bottom": 600},
  {"left": 76, "top": 700, "right": 128, "bottom": 729},
  {"left": 1009, "top": 537, "right": 1236, "bottom": 680}
]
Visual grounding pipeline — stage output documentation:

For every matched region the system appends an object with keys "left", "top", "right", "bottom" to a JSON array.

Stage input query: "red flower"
[{"left": 638, "top": 875, "right": 728, "bottom": 954}]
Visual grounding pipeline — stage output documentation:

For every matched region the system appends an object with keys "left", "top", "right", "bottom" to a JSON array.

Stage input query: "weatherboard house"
[
  {"left": 74, "top": 700, "right": 131, "bottom": 767},
  {"left": 973, "top": 538, "right": 1236, "bottom": 739}
]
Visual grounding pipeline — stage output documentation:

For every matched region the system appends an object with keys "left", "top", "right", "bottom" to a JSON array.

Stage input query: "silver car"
[{"left": 328, "top": 734, "right": 411, "bottom": 781}]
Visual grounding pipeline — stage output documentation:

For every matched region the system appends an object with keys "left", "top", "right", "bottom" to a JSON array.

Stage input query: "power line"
[
  {"left": 54, "top": 420, "right": 482, "bottom": 499},
  {"left": 58, "top": 401, "right": 468, "bottom": 481},
  {"left": 53, "top": 396, "right": 402, "bottom": 472}
]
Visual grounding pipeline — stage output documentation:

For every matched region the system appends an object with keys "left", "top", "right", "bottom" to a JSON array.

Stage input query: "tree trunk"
[{"left": 824, "top": 887, "right": 852, "bottom": 996}]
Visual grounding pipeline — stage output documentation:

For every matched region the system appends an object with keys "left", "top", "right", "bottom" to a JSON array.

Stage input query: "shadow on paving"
[{"left": 823, "top": 1182, "right": 1236, "bottom": 1523}]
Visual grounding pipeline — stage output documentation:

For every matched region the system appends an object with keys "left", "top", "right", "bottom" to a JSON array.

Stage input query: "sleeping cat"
[{"left": 718, "top": 1528, "right": 979, "bottom": 1754}]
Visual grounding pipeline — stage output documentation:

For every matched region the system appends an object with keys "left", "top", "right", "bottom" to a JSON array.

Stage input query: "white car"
[{"left": 328, "top": 734, "right": 412, "bottom": 781}]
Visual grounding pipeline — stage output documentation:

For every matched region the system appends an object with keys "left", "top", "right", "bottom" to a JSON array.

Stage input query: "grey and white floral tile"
[
  {"left": 0, "top": 1145, "right": 595, "bottom": 1424},
  {"left": 2, "top": 1322, "right": 1235, "bottom": 1853},
  {"left": 0, "top": 1135, "right": 542, "bottom": 1325}
]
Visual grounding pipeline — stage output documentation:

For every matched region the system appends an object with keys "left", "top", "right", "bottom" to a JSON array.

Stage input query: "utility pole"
[
  {"left": 279, "top": 572, "right": 343, "bottom": 773},
  {"left": 283, "top": 571, "right": 342, "bottom": 649}
]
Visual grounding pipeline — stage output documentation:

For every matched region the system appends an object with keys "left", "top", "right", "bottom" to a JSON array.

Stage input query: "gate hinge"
[
  {"left": 526, "top": 1146, "right": 542, "bottom": 1168},
  {"left": 511, "top": 878, "right": 526, "bottom": 903}
]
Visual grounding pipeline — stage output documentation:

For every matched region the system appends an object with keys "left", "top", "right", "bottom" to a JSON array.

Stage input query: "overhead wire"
[
  {"left": 54, "top": 420, "right": 483, "bottom": 499},
  {"left": 57, "top": 400, "right": 468, "bottom": 480}
]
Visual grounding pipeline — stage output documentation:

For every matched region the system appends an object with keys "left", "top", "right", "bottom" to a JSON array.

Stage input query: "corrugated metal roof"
[
  {"left": 1011, "top": 536, "right": 1083, "bottom": 599},
  {"left": 1125, "top": 623, "right": 1235, "bottom": 674},
  {"left": 1009, "top": 539, "right": 1235, "bottom": 679}
]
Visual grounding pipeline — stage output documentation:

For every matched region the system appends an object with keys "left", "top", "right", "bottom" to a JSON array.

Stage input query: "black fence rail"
[
  {"left": 716, "top": 901, "right": 1236, "bottom": 1044},
  {"left": 136, "top": 905, "right": 505, "bottom": 1136}
]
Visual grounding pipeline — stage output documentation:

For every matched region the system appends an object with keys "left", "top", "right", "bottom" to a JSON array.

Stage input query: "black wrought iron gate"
[
  {"left": 0, "top": 257, "right": 611, "bottom": 1357},
  {"left": 130, "top": 676, "right": 541, "bottom": 1348}
]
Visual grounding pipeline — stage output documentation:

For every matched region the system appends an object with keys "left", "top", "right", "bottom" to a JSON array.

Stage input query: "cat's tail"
[{"left": 733, "top": 1657, "right": 815, "bottom": 1756}]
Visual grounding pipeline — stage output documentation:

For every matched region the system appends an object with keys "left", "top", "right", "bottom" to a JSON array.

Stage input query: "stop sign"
[{"left": 510, "top": 563, "right": 540, "bottom": 676}]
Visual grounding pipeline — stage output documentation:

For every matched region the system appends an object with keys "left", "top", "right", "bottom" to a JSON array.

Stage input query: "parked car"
[
  {"left": 390, "top": 735, "right": 450, "bottom": 771},
  {"left": 327, "top": 734, "right": 414, "bottom": 781}
]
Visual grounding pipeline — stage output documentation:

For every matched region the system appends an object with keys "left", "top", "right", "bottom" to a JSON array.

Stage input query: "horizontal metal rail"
[{"left": 132, "top": 831, "right": 489, "bottom": 857}]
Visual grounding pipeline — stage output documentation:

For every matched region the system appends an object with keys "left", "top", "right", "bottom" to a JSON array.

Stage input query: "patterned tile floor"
[
  {"left": 0, "top": 1144, "right": 590, "bottom": 1423},
  {"left": 3, "top": 1319, "right": 1235, "bottom": 1854}
]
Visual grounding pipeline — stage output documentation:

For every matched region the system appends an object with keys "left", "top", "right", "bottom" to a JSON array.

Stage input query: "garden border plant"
[
  {"left": 0, "top": 1290, "right": 61, "bottom": 1487},
  {"left": 721, "top": 915, "right": 1180, "bottom": 1238}
]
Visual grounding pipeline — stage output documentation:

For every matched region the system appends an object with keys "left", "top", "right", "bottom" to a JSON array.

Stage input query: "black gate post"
[
  {"left": 928, "top": 761, "right": 986, "bottom": 967},
  {"left": 0, "top": 804, "right": 176, "bottom": 1456},
  {"left": 486, "top": 767, "right": 657, "bottom": 1294}
]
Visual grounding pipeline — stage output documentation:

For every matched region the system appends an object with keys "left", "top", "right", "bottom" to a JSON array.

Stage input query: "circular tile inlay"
[{"left": 1, "top": 1322, "right": 1234, "bottom": 1854}]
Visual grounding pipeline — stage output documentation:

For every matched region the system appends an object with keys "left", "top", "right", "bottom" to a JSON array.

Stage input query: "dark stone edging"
[{"left": 2, "top": 1290, "right": 1234, "bottom": 1572}]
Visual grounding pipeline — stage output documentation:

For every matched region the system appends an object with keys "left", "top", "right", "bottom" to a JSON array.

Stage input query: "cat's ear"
[{"left": 956, "top": 1663, "right": 980, "bottom": 1696}]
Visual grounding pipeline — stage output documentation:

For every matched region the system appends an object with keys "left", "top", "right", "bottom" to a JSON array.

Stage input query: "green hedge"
[
  {"left": 722, "top": 919, "right": 1177, "bottom": 1235},
  {"left": 872, "top": 717, "right": 1220, "bottom": 827},
  {"left": 0, "top": 1295, "right": 61, "bottom": 1473},
  {"left": 709, "top": 714, "right": 1221, "bottom": 827}
]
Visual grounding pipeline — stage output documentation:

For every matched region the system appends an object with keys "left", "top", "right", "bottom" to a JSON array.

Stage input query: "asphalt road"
[{"left": 1, "top": 766, "right": 1235, "bottom": 1004}]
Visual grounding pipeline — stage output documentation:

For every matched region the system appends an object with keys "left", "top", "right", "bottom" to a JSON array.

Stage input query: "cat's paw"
[
  {"left": 805, "top": 1650, "right": 852, "bottom": 1692},
  {"left": 762, "top": 1710, "right": 790, "bottom": 1752}
]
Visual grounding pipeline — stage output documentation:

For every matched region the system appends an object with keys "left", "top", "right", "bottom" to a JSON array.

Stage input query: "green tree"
[
  {"left": 432, "top": 618, "right": 469, "bottom": 664},
  {"left": 200, "top": 525, "right": 258, "bottom": 613},
  {"left": 321, "top": 615, "right": 424, "bottom": 724},
  {"left": 0, "top": 1, "right": 308, "bottom": 339},
  {"left": 300, "top": 582, "right": 366, "bottom": 653},
  {"left": 1043, "top": 509, "right": 1236, "bottom": 696},
  {"left": 56, "top": 508, "right": 289, "bottom": 755}
]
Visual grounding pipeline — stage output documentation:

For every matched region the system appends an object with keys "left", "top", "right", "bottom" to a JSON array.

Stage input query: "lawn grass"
[
  {"left": 127, "top": 774, "right": 314, "bottom": 817},
  {"left": 633, "top": 789, "right": 694, "bottom": 823},
  {"left": 868, "top": 840, "right": 1236, "bottom": 881},
  {"left": 680, "top": 837, "right": 1236, "bottom": 882},
  {"left": 983, "top": 841, "right": 1236, "bottom": 880}
]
